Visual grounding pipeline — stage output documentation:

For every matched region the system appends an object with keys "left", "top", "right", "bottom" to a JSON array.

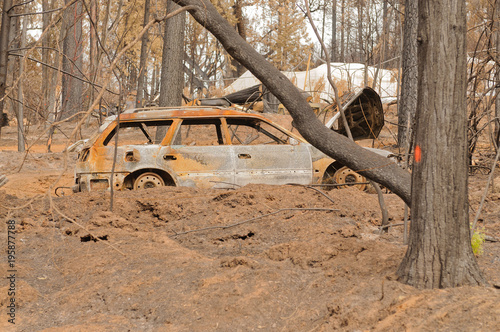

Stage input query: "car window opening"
[
  {"left": 174, "top": 119, "right": 225, "bottom": 146},
  {"left": 103, "top": 120, "right": 173, "bottom": 146},
  {"left": 226, "top": 119, "right": 291, "bottom": 145}
]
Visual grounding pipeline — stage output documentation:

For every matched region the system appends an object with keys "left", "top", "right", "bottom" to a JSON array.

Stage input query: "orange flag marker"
[{"left": 415, "top": 145, "right": 422, "bottom": 163}]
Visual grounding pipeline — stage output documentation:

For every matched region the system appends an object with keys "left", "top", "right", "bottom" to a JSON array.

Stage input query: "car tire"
[
  {"left": 333, "top": 166, "right": 367, "bottom": 191},
  {"left": 133, "top": 172, "right": 165, "bottom": 190}
]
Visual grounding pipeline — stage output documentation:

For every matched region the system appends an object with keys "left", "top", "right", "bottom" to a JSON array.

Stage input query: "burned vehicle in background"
[{"left": 73, "top": 106, "right": 393, "bottom": 192}]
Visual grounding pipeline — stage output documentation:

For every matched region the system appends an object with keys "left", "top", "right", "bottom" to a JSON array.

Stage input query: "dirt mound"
[{"left": 1, "top": 183, "right": 499, "bottom": 331}]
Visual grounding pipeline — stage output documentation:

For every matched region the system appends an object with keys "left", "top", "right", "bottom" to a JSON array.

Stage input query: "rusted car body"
[{"left": 73, "top": 107, "right": 391, "bottom": 192}]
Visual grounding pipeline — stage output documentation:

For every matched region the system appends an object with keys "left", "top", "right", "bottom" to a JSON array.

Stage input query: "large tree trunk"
[
  {"left": 397, "top": 0, "right": 418, "bottom": 150},
  {"left": 0, "top": 0, "right": 13, "bottom": 138},
  {"left": 136, "top": 0, "right": 151, "bottom": 108},
  {"left": 171, "top": 0, "right": 412, "bottom": 205},
  {"left": 61, "top": 0, "right": 84, "bottom": 119},
  {"left": 159, "top": 0, "right": 186, "bottom": 107},
  {"left": 397, "top": 0, "right": 485, "bottom": 288},
  {"left": 156, "top": 0, "right": 186, "bottom": 143}
]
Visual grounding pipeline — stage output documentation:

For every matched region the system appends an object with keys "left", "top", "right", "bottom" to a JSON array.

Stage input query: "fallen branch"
[
  {"left": 287, "top": 183, "right": 336, "bottom": 205},
  {"left": 373, "top": 181, "right": 389, "bottom": 234},
  {"left": 305, "top": 182, "right": 371, "bottom": 187},
  {"left": 485, "top": 235, "right": 499, "bottom": 242},
  {"left": 171, "top": 208, "right": 338, "bottom": 237},
  {"left": 378, "top": 223, "right": 405, "bottom": 231}
]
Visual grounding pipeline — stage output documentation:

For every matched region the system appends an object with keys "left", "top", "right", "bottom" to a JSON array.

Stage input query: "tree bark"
[
  {"left": 8, "top": 7, "right": 19, "bottom": 127},
  {"left": 61, "top": 0, "right": 84, "bottom": 119},
  {"left": 357, "top": 0, "right": 364, "bottom": 64},
  {"left": 159, "top": 0, "right": 186, "bottom": 107},
  {"left": 87, "top": 0, "right": 98, "bottom": 122},
  {"left": 331, "top": 0, "right": 337, "bottom": 62},
  {"left": 171, "top": 0, "right": 412, "bottom": 205},
  {"left": 0, "top": 0, "right": 13, "bottom": 138},
  {"left": 136, "top": 0, "right": 151, "bottom": 108},
  {"left": 340, "top": 0, "right": 345, "bottom": 62},
  {"left": 157, "top": 0, "right": 186, "bottom": 142},
  {"left": 17, "top": 7, "right": 28, "bottom": 152},
  {"left": 42, "top": 0, "right": 51, "bottom": 120},
  {"left": 397, "top": 0, "right": 418, "bottom": 150},
  {"left": 230, "top": 0, "right": 246, "bottom": 78},
  {"left": 397, "top": 0, "right": 485, "bottom": 288}
]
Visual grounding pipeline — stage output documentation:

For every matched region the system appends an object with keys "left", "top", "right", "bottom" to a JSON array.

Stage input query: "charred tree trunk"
[
  {"left": 357, "top": 0, "right": 364, "bottom": 64},
  {"left": 87, "top": 0, "right": 98, "bottom": 120},
  {"left": 340, "top": 0, "right": 345, "bottom": 62},
  {"left": 331, "top": 0, "right": 337, "bottom": 62},
  {"left": 0, "top": 0, "right": 13, "bottom": 138},
  {"left": 397, "top": 0, "right": 485, "bottom": 288},
  {"left": 61, "top": 0, "right": 84, "bottom": 119},
  {"left": 229, "top": 0, "right": 246, "bottom": 78},
  {"left": 397, "top": 0, "right": 418, "bottom": 150},
  {"left": 136, "top": 0, "right": 151, "bottom": 108},
  {"left": 42, "top": 0, "right": 51, "bottom": 120},
  {"left": 171, "top": 0, "right": 412, "bottom": 205},
  {"left": 157, "top": 0, "right": 186, "bottom": 142},
  {"left": 159, "top": 0, "right": 186, "bottom": 107},
  {"left": 17, "top": 7, "right": 28, "bottom": 152}
]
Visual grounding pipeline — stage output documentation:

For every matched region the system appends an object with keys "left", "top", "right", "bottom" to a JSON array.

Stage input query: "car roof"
[
  {"left": 96, "top": 106, "right": 306, "bottom": 144},
  {"left": 116, "top": 106, "right": 271, "bottom": 122}
]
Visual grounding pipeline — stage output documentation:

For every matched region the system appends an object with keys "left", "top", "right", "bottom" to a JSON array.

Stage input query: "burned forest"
[{"left": 0, "top": 0, "right": 499, "bottom": 330}]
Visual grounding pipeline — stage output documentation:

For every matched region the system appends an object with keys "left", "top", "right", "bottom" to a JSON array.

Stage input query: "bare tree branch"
[{"left": 9, "top": 7, "right": 63, "bottom": 17}]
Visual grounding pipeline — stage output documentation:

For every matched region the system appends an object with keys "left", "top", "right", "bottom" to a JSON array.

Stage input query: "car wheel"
[
  {"left": 333, "top": 166, "right": 367, "bottom": 191},
  {"left": 133, "top": 172, "right": 165, "bottom": 190}
]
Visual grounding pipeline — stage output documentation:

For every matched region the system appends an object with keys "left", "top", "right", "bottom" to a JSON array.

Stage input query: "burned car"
[{"left": 73, "top": 106, "right": 392, "bottom": 192}]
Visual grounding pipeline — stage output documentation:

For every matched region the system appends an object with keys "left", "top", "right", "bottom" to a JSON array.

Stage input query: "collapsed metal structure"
[{"left": 188, "top": 85, "right": 385, "bottom": 141}]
